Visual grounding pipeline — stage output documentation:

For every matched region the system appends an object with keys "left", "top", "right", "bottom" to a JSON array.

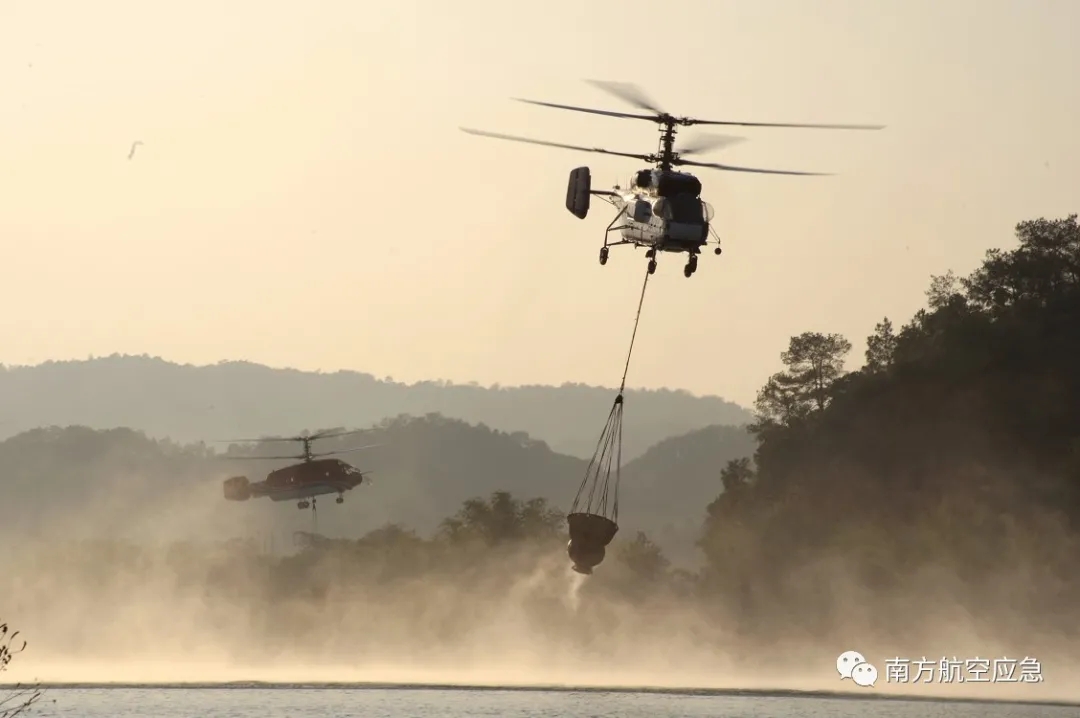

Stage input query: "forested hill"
[
  {"left": 0, "top": 357, "right": 751, "bottom": 461},
  {"left": 0, "top": 416, "right": 754, "bottom": 566},
  {"left": 698, "top": 215, "right": 1080, "bottom": 641}
]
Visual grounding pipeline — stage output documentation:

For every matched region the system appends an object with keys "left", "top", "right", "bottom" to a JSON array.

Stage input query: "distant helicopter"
[
  {"left": 462, "top": 80, "right": 883, "bottom": 278},
  {"left": 219, "top": 429, "right": 379, "bottom": 511}
]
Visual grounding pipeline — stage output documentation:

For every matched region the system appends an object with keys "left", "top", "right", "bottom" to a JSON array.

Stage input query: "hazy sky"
[{"left": 2, "top": 0, "right": 1078, "bottom": 407}]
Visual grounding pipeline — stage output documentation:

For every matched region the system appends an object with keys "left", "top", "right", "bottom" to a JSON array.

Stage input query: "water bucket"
[{"left": 566, "top": 512, "right": 619, "bottom": 574}]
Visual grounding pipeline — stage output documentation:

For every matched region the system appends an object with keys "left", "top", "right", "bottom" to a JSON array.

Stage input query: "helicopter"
[
  {"left": 461, "top": 80, "right": 883, "bottom": 278},
  {"left": 219, "top": 429, "right": 379, "bottom": 511}
]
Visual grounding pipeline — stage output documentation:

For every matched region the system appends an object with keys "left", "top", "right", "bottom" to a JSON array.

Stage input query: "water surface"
[{"left": 20, "top": 684, "right": 1079, "bottom": 718}]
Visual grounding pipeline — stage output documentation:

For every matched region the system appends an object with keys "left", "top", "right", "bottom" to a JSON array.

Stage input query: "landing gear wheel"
[
  {"left": 645, "top": 249, "right": 656, "bottom": 259},
  {"left": 599, "top": 247, "right": 609, "bottom": 266},
  {"left": 714, "top": 247, "right": 723, "bottom": 255},
  {"left": 647, "top": 259, "right": 657, "bottom": 275},
  {"left": 298, "top": 500, "right": 310, "bottom": 510},
  {"left": 335, "top": 496, "right": 344, "bottom": 504},
  {"left": 684, "top": 255, "right": 698, "bottom": 278}
]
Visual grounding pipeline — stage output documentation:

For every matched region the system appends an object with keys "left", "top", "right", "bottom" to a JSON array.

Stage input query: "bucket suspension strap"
[{"left": 571, "top": 394, "right": 625, "bottom": 521}]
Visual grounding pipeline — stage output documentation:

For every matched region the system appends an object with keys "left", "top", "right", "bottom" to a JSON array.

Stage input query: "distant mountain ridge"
[
  {"left": 0, "top": 417, "right": 756, "bottom": 567},
  {"left": 0, "top": 354, "right": 753, "bottom": 460}
]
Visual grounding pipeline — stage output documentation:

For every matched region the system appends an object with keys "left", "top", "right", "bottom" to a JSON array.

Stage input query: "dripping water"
[{"left": 565, "top": 567, "right": 587, "bottom": 613}]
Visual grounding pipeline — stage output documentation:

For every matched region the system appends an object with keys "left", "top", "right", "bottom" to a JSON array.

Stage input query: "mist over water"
[{"left": 2, "top": 484, "right": 1077, "bottom": 707}]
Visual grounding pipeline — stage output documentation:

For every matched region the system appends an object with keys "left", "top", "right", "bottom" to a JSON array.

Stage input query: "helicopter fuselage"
[
  {"left": 223, "top": 458, "right": 368, "bottom": 503},
  {"left": 260, "top": 477, "right": 363, "bottom": 502},
  {"left": 609, "top": 187, "right": 712, "bottom": 255},
  {"left": 567, "top": 165, "right": 719, "bottom": 277}
]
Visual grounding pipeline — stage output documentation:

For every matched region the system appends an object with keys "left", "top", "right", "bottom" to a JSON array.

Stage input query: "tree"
[
  {"left": 617, "top": 531, "right": 670, "bottom": 582},
  {"left": 962, "top": 215, "right": 1080, "bottom": 313},
  {"left": 1, "top": 624, "right": 40, "bottom": 718},
  {"left": 754, "top": 332, "right": 852, "bottom": 426},
  {"left": 517, "top": 497, "right": 565, "bottom": 541},
  {"left": 292, "top": 531, "right": 329, "bottom": 551},
  {"left": 864, "top": 318, "right": 898, "bottom": 373},
  {"left": 358, "top": 522, "right": 424, "bottom": 550},
  {"left": 720, "top": 457, "right": 754, "bottom": 495},
  {"left": 438, "top": 491, "right": 562, "bottom": 546},
  {"left": 701, "top": 457, "right": 756, "bottom": 532},
  {"left": 926, "top": 270, "right": 960, "bottom": 310}
]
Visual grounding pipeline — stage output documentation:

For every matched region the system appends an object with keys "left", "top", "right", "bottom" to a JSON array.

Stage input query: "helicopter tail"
[
  {"left": 566, "top": 166, "right": 591, "bottom": 219},
  {"left": 223, "top": 475, "right": 252, "bottom": 501}
]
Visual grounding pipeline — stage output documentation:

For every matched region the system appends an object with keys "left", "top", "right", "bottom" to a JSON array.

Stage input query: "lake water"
[{"left": 18, "top": 685, "right": 1079, "bottom": 718}]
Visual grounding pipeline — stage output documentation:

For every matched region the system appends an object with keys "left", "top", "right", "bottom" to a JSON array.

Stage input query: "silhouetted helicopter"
[
  {"left": 462, "top": 80, "right": 883, "bottom": 278},
  {"left": 219, "top": 429, "right": 379, "bottom": 511}
]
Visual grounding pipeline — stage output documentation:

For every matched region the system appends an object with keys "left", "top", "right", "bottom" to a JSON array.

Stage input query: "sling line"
[{"left": 571, "top": 262, "right": 653, "bottom": 522}]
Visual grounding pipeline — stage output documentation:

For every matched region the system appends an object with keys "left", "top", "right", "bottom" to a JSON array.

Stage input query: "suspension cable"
[
  {"left": 570, "top": 261, "right": 653, "bottom": 522},
  {"left": 619, "top": 261, "right": 653, "bottom": 394}
]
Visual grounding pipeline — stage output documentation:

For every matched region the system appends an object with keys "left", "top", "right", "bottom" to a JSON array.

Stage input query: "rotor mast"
[{"left": 656, "top": 117, "right": 678, "bottom": 173}]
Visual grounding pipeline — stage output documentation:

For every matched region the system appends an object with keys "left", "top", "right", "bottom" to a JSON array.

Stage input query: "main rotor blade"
[
  {"left": 215, "top": 428, "right": 367, "bottom": 444},
  {"left": 511, "top": 98, "right": 658, "bottom": 123},
  {"left": 677, "top": 158, "right": 831, "bottom": 176},
  {"left": 585, "top": 80, "right": 664, "bottom": 114},
  {"left": 219, "top": 454, "right": 307, "bottom": 461},
  {"left": 686, "top": 118, "right": 885, "bottom": 130},
  {"left": 460, "top": 128, "right": 651, "bottom": 162},
  {"left": 214, "top": 436, "right": 304, "bottom": 444},
  {"left": 311, "top": 443, "right": 383, "bottom": 458},
  {"left": 677, "top": 133, "right": 747, "bottom": 157},
  {"left": 309, "top": 428, "right": 367, "bottom": 441}
]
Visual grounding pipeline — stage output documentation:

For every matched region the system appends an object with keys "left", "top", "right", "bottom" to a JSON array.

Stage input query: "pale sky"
[{"left": 2, "top": 0, "right": 1078, "bottom": 408}]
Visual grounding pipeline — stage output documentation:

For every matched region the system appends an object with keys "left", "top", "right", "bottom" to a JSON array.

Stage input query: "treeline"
[
  {"left": 0, "top": 415, "right": 754, "bottom": 566},
  {"left": 3, "top": 491, "right": 696, "bottom": 667},
  {"left": 699, "top": 214, "right": 1080, "bottom": 646}
]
